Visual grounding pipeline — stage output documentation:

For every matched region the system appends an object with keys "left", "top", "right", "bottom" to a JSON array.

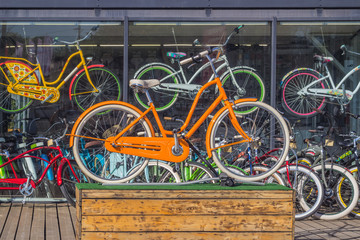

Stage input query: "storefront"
[{"left": 0, "top": 1, "right": 360, "bottom": 199}]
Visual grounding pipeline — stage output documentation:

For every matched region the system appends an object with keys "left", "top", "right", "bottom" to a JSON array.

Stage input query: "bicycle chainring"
[{"left": 19, "top": 183, "right": 34, "bottom": 197}]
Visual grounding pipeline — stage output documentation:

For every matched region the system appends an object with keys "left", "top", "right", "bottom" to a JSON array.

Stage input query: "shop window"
[{"left": 128, "top": 22, "right": 270, "bottom": 124}]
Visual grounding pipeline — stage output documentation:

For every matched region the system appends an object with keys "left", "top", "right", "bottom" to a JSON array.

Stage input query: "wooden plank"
[
  {"left": 0, "top": 203, "right": 11, "bottom": 235},
  {"left": 45, "top": 204, "right": 60, "bottom": 240},
  {"left": 76, "top": 219, "right": 81, "bottom": 240},
  {"left": 291, "top": 190, "right": 296, "bottom": 240},
  {"left": 81, "top": 198, "right": 293, "bottom": 216},
  {"left": 68, "top": 204, "right": 77, "bottom": 230},
  {"left": 81, "top": 231, "right": 293, "bottom": 240},
  {"left": 76, "top": 202, "right": 81, "bottom": 223},
  {"left": 0, "top": 203, "right": 22, "bottom": 240},
  {"left": 76, "top": 188, "right": 81, "bottom": 207},
  {"left": 81, "top": 215, "right": 293, "bottom": 232},
  {"left": 57, "top": 204, "right": 76, "bottom": 240},
  {"left": 82, "top": 190, "right": 293, "bottom": 199},
  {"left": 30, "top": 204, "right": 45, "bottom": 240},
  {"left": 15, "top": 203, "right": 34, "bottom": 240}
]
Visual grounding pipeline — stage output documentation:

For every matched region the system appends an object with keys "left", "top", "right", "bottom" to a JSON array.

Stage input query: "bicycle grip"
[{"left": 180, "top": 50, "right": 210, "bottom": 65}]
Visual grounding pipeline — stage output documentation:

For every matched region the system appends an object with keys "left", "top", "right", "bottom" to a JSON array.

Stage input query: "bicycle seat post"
[{"left": 144, "top": 88, "right": 153, "bottom": 106}]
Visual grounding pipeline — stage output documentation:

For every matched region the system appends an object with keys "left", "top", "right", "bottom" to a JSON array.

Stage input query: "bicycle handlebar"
[
  {"left": 180, "top": 49, "right": 212, "bottom": 65},
  {"left": 340, "top": 44, "right": 360, "bottom": 57},
  {"left": 345, "top": 112, "right": 360, "bottom": 119},
  {"left": 53, "top": 25, "right": 99, "bottom": 45},
  {"left": 180, "top": 25, "right": 244, "bottom": 66}
]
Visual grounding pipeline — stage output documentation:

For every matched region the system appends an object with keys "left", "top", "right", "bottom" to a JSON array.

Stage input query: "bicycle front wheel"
[
  {"left": 72, "top": 67, "right": 121, "bottom": 111},
  {"left": 221, "top": 67, "right": 265, "bottom": 114},
  {"left": 129, "top": 161, "right": 181, "bottom": 183},
  {"left": 60, "top": 160, "right": 92, "bottom": 207},
  {"left": 281, "top": 69, "right": 327, "bottom": 118},
  {"left": 0, "top": 69, "right": 33, "bottom": 113},
  {"left": 312, "top": 164, "right": 359, "bottom": 220},
  {"left": 208, "top": 101, "right": 290, "bottom": 182},
  {"left": 134, "top": 64, "right": 179, "bottom": 111},
  {"left": 72, "top": 103, "right": 153, "bottom": 184},
  {"left": 277, "top": 164, "right": 324, "bottom": 220},
  {"left": 182, "top": 161, "right": 217, "bottom": 183},
  {"left": 243, "top": 165, "right": 286, "bottom": 185},
  {"left": 345, "top": 166, "right": 360, "bottom": 218}
]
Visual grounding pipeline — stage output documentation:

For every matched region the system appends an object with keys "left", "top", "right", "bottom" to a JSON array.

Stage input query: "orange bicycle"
[
  {"left": 0, "top": 26, "right": 121, "bottom": 114},
  {"left": 69, "top": 38, "right": 290, "bottom": 184}
]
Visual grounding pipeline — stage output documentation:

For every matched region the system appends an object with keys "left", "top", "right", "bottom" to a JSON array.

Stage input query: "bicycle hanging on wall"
[
  {"left": 0, "top": 26, "right": 122, "bottom": 114},
  {"left": 133, "top": 25, "right": 265, "bottom": 113},
  {"left": 281, "top": 45, "right": 360, "bottom": 118}
]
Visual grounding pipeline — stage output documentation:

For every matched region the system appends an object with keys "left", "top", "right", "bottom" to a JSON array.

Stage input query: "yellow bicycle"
[{"left": 0, "top": 26, "right": 121, "bottom": 113}]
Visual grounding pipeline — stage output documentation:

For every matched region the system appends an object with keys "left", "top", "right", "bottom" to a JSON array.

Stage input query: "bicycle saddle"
[
  {"left": 313, "top": 55, "right": 333, "bottom": 63},
  {"left": 166, "top": 52, "right": 187, "bottom": 59},
  {"left": 129, "top": 79, "right": 160, "bottom": 89},
  {"left": 337, "top": 139, "right": 353, "bottom": 149}
]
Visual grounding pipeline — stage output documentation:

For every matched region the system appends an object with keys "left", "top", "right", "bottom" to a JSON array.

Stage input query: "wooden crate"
[{"left": 76, "top": 183, "right": 294, "bottom": 240}]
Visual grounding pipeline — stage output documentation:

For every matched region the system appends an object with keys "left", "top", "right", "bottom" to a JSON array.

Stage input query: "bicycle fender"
[
  {"left": 134, "top": 62, "right": 177, "bottom": 78},
  {"left": 68, "top": 64, "right": 104, "bottom": 100},
  {"left": 205, "top": 98, "right": 257, "bottom": 158},
  {"left": 219, "top": 66, "right": 257, "bottom": 81},
  {"left": 68, "top": 101, "right": 155, "bottom": 147},
  {"left": 57, "top": 158, "right": 74, "bottom": 186},
  {"left": 280, "top": 68, "right": 322, "bottom": 87}
]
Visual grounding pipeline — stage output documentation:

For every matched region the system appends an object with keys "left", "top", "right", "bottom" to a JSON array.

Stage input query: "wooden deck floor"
[
  {"left": 0, "top": 202, "right": 359, "bottom": 240},
  {"left": 0, "top": 203, "right": 76, "bottom": 240}
]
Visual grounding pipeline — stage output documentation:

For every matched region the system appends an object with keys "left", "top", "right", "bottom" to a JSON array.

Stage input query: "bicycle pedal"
[{"left": 22, "top": 196, "right": 27, "bottom": 205}]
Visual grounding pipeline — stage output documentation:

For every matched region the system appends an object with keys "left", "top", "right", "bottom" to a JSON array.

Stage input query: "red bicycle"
[{"left": 0, "top": 123, "right": 89, "bottom": 206}]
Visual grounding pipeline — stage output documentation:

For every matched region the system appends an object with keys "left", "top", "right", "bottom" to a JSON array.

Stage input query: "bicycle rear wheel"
[
  {"left": 0, "top": 68, "right": 33, "bottom": 113},
  {"left": 281, "top": 69, "right": 327, "bottom": 118},
  {"left": 60, "top": 160, "right": 91, "bottom": 207},
  {"left": 72, "top": 67, "right": 121, "bottom": 112},
  {"left": 134, "top": 63, "right": 179, "bottom": 111},
  {"left": 72, "top": 102, "right": 152, "bottom": 184},
  {"left": 208, "top": 101, "right": 290, "bottom": 182},
  {"left": 312, "top": 164, "right": 359, "bottom": 220}
]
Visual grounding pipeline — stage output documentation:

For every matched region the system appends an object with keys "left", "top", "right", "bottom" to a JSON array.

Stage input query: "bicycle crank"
[{"left": 19, "top": 182, "right": 34, "bottom": 197}]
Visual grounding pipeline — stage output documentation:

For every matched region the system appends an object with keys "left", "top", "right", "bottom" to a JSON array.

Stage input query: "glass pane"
[{"left": 277, "top": 22, "right": 360, "bottom": 151}]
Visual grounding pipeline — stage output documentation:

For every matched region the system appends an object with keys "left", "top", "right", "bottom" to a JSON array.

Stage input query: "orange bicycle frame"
[{"left": 106, "top": 76, "right": 253, "bottom": 161}]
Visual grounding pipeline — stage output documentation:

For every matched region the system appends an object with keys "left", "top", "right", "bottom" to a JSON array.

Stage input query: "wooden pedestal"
[{"left": 76, "top": 183, "right": 294, "bottom": 240}]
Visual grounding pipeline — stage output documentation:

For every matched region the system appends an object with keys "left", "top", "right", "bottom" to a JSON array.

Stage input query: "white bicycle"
[
  {"left": 281, "top": 45, "right": 360, "bottom": 117},
  {"left": 133, "top": 25, "right": 265, "bottom": 113}
]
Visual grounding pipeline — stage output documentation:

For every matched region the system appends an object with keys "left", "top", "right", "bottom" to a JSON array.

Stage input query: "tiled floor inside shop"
[{"left": 0, "top": 202, "right": 359, "bottom": 239}]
